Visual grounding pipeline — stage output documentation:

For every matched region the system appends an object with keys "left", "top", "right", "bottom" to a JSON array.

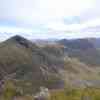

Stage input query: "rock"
[{"left": 34, "top": 87, "right": 50, "bottom": 100}]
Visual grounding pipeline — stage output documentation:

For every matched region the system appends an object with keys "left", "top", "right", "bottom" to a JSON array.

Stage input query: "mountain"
[
  {"left": 58, "top": 38, "right": 100, "bottom": 66},
  {"left": 0, "top": 35, "right": 65, "bottom": 93},
  {"left": 58, "top": 39, "right": 94, "bottom": 50},
  {"left": 0, "top": 36, "right": 100, "bottom": 95},
  {"left": 89, "top": 38, "right": 100, "bottom": 48}
]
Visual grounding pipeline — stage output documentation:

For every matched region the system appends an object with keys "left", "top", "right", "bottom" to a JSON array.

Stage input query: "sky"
[{"left": 0, "top": 0, "right": 100, "bottom": 41}]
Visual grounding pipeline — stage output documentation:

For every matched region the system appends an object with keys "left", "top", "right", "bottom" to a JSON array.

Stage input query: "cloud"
[{"left": 0, "top": 0, "right": 100, "bottom": 39}]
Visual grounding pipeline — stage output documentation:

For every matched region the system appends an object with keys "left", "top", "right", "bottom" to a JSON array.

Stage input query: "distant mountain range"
[{"left": 58, "top": 38, "right": 100, "bottom": 66}]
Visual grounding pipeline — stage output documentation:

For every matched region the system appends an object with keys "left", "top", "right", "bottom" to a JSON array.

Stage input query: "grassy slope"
[{"left": 0, "top": 36, "right": 64, "bottom": 93}]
